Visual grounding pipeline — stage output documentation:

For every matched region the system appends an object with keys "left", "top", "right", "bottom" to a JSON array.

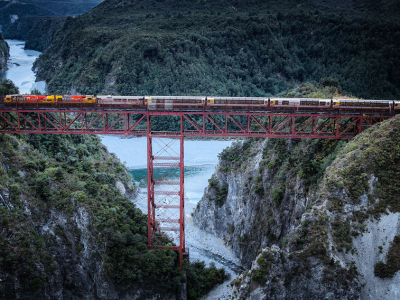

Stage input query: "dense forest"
[{"left": 31, "top": 0, "right": 400, "bottom": 100}]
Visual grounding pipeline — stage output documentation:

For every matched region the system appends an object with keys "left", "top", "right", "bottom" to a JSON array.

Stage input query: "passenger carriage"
[
  {"left": 206, "top": 97, "right": 267, "bottom": 111},
  {"left": 96, "top": 95, "right": 146, "bottom": 110},
  {"left": 332, "top": 99, "right": 392, "bottom": 113},
  {"left": 147, "top": 96, "right": 205, "bottom": 111}
]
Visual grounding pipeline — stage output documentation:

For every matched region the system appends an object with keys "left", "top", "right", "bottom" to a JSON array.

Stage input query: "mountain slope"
[
  {"left": 32, "top": 0, "right": 400, "bottom": 99},
  {"left": 0, "top": 0, "right": 102, "bottom": 39},
  {"left": 0, "top": 0, "right": 101, "bottom": 19},
  {"left": 63, "top": 0, "right": 400, "bottom": 17}
]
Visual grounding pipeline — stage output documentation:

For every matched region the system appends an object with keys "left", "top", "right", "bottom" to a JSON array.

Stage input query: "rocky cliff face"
[
  {"left": 0, "top": 35, "right": 9, "bottom": 73},
  {"left": 194, "top": 137, "right": 345, "bottom": 268},
  {"left": 194, "top": 115, "right": 400, "bottom": 299}
]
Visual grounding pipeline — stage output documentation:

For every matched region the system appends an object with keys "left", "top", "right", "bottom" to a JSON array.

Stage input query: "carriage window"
[{"left": 372, "top": 102, "right": 387, "bottom": 107}]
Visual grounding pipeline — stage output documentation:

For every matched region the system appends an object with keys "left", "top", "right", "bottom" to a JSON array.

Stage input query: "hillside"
[
  {"left": 24, "top": 17, "right": 65, "bottom": 51},
  {"left": 0, "top": 0, "right": 101, "bottom": 18},
  {"left": 31, "top": 0, "right": 400, "bottom": 99},
  {"left": 3, "top": 0, "right": 400, "bottom": 298},
  {"left": 0, "top": 0, "right": 102, "bottom": 39},
  {"left": 193, "top": 86, "right": 400, "bottom": 298}
]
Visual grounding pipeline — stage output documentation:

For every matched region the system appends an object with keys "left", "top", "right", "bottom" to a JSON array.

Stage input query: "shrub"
[
  {"left": 185, "top": 261, "right": 228, "bottom": 300},
  {"left": 252, "top": 268, "right": 268, "bottom": 283},
  {"left": 272, "top": 187, "right": 284, "bottom": 207},
  {"left": 374, "top": 235, "right": 400, "bottom": 278}
]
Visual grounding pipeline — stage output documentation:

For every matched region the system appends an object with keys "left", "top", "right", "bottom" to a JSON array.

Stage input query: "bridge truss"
[
  {"left": 0, "top": 109, "right": 391, "bottom": 138},
  {"left": 0, "top": 105, "right": 394, "bottom": 268}
]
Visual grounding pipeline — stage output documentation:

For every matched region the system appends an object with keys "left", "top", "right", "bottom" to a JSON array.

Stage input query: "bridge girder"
[{"left": 0, "top": 109, "right": 391, "bottom": 138}]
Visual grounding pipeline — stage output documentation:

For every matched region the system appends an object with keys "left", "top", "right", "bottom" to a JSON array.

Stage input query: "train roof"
[
  {"left": 209, "top": 96, "right": 267, "bottom": 100},
  {"left": 97, "top": 95, "right": 144, "bottom": 99},
  {"left": 147, "top": 96, "right": 205, "bottom": 100},
  {"left": 333, "top": 99, "right": 391, "bottom": 102}
]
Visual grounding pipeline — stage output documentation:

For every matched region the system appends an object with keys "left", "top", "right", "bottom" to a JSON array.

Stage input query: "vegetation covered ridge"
[{"left": 32, "top": 0, "right": 400, "bottom": 99}]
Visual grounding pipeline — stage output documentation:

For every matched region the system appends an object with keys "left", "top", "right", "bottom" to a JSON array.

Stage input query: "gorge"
[{"left": 1, "top": 0, "right": 400, "bottom": 299}]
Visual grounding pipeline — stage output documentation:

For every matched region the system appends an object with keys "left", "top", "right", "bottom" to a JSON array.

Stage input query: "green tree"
[{"left": 0, "top": 79, "right": 18, "bottom": 95}]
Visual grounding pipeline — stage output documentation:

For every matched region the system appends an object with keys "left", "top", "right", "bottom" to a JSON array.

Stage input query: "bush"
[
  {"left": 208, "top": 175, "right": 229, "bottom": 207},
  {"left": 374, "top": 261, "right": 391, "bottom": 278},
  {"left": 252, "top": 268, "right": 268, "bottom": 283},
  {"left": 374, "top": 235, "right": 400, "bottom": 278},
  {"left": 272, "top": 187, "right": 284, "bottom": 207},
  {"left": 0, "top": 79, "right": 18, "bottom": 95},
  {"left": 185, "top": 261, "right": 228, "bottom": 300}
]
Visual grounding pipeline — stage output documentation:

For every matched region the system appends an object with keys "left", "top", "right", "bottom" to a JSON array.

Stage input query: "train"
[{"left": 4, "top": 94, "right": 400, "bottom": 112}]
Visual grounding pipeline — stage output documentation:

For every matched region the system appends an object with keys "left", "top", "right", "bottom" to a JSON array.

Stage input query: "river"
[
  {"left": 100, "top": 136, "right": 244, "bottom": 278},
  {"left": 4, "top": 39, "right": 242, "bottom": 299},
  {"left": 2, "top": 40, "right": 46, "bottom": 94}
]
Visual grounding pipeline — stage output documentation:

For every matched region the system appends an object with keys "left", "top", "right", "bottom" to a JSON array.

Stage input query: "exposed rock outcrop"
[
  {"left": 231, "top": 245, "right": 360, "bottom": 300},
  {"left": 0, "top": 34, "right": 9, "bottom": 73},
  {"left": 194, "top": 138, "right": 344, "bottom": 268}
]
